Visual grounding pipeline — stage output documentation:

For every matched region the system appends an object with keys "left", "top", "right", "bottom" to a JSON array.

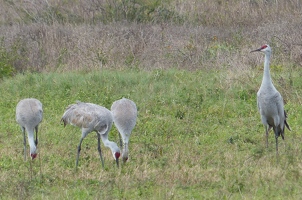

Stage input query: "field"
[{"left": 1, "top": 0, "right": 302, "bottom": 199}]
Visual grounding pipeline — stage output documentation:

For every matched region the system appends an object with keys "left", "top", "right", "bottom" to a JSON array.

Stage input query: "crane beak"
[
  {"left": 116, "top": 158, "right": 119, "bottom": 167},
  {"left": 250, "top": 48, "right": 261, "bottom": 53}
]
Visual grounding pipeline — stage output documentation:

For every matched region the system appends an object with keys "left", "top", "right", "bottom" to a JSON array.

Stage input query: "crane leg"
[
  {"left": 22, "top": 127, "right": 26, "bottom": 161},
  {"left": 275, "top": 135, "right": 279, "bottom": 163},
  {"left": 265, "top": 126, "right": 269, "bottom": 148},
  {"left": 275, "top": 136, "right": 279, "bottom": 156},
  {"left": 76, "top": 137, "right": 84, "bottom": 168},
  {"left": 97, "top": 133, "right": 105, "bottom": 168},
  {"left": 35, "top": 126, "right": 38, "bottom": 146}
]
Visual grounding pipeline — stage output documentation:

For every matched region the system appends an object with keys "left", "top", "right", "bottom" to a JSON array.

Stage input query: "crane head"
[
  {"left": 31, "top": 153, "right": 37, "bottom": 160},
  {"left": 109, "top": 142, "right": 120, "bottom": 167},
  {"left": 115, "top": 152, "right": 121, "bottom": 159},
  {"left": 122, "top": 156, "right": 128, "bottom": 163},
  {"left": 250, "top": 44, "right": 271, "bottom": 53}
]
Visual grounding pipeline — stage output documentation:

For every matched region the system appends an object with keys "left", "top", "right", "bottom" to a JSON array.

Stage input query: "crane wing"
[
  {"left": 62, "top": 103, "right": 96, "bottom": 128},
  {"left": 284, "top": 110, "right": 291, "bottom": 131},
  {"left": 273, "top": 92, "right": 291, "bottom": 131},
  {"left": 276, "top": 94, "right": 284, "bottom": 113}
]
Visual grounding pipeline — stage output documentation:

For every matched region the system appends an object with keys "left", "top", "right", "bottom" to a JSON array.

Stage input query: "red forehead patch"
[
  {"left": 261, "top": 45, "right": 268, "bottom": 49},
  {"left": 115, "top": 152, "right": 121, "bottom": 159},
  {"left": 31, "top": 153, "right": 37, "bottom": 160}
]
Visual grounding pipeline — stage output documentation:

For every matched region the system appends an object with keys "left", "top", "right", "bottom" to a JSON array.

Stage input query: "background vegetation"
[{"left": 0, "top": 0, "right": 302, "bottom": 199}]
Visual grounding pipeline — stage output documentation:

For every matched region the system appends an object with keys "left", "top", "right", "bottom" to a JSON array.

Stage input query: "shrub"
[{"left": 0, "top": 38, "right": 17, "bottom": 78}]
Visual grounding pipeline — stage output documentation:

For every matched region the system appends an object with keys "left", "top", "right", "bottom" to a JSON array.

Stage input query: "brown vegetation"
[{"left": 0, "top": 0, "right": 301, "bottom": 73}]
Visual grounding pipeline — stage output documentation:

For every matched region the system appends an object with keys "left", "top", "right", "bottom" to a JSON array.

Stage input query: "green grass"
[
  {"left": 0, "top": 0, "right": 301, "bottom": 198},
  {"left": 0, "top": 68, "right": 302, "bottom": 199}
]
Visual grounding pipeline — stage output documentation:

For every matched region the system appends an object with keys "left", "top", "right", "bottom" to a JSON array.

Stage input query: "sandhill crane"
[
  {"left": 111, "top": 98, "right": 137, "bottom": 163},
  {"left": 61, "top": 102, "right": 120, "bottom": 168},
  {"left": 251, "top": 44, "right": 291, "bottom": 155},
  {"left": 16, "top": 98, "right": 43, "bottom": 160}
]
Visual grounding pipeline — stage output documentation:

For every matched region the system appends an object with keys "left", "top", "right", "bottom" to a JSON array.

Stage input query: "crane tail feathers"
[
  {"left": 281, "top": 131, "right": 285, "bottom": 140},
  {"left": 61, "top": 118, "right": 67, "bottom": 127},
  {"left": 61, "top": 103, "right": 77, "bottom": 127},
  {"left": 285, "top": 120, "right": 291, "bottom": 131},
  {"left": 284, "top": 110, "right": 291, "bottom": 131}
]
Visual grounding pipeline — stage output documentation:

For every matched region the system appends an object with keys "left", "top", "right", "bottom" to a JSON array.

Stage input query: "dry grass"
[{"left": 0, "top": 0, "right": 301, "bottom": 74}]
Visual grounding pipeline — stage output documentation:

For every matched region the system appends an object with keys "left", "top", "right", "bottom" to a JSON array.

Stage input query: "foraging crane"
[
  {"left": 111, "top": 98, "right": 137, "bottom": 163},
  {"left": 251, "top": 44, "right": 291, "bottom": 155},
  {"left": 61, "top": 102, "right": 120, "bottom": 168},
  {"left": 16, "top": 98, "right": 43, "bottom": 160}
]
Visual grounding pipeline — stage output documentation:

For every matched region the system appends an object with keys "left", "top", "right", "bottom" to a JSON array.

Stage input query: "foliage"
[
  {"left": 102, "top": 0, "right": 182, "bottom": 23},
  {"left": 0, "top": 68, "right": 301, "bottom": 199},
  {"left": 0, "top": 0, "right": 301, "bottom": 73},
  {"left": 0, "top": 38, "right": 17, "bottom": 78}
]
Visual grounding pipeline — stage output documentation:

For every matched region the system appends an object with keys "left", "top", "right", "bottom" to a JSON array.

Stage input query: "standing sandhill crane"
[
  {"left": 251, "top": 44, "right": 291, "bottom": 155},
  {"left": 61, "top": 102, "right": 120, "bottom": 168},
  {"left": 111, "top": 98, "right": 137, "bottom": 163},
  {"left": 16, "top": 98, "right": 43, "bottom": 160}
]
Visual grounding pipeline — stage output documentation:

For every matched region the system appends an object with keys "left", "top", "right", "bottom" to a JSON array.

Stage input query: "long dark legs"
[
  {"left": 265, "top": 125, "right": 281, "bottom": 160},
  {"left": 97, "top": 133, "right": 105, "bottom": 168},
  {"left": 76, "top": 134, "right": 106, "bottom": 169},
  {"left": 275, "top": 136, "right": 279, "bottom": 156},
  {"left": 265, "top": 126, "right": 269, "bottom": 148},
  {"left": 22, "top": 127, "right": 26, "bottom": 161},
  {"left": 76, "top": 137, "right": 84, "bottom": 168},
  {"left": 275, "top": 135, "right": 280, "bottom": 163}
]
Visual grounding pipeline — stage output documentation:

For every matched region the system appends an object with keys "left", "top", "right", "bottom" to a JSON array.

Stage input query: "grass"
[
  {"left": 0, "top": 0, "right": 302, "bottom": 199},
  {"left": 0, "top": 68, "right": 301, "bottom": 199}
]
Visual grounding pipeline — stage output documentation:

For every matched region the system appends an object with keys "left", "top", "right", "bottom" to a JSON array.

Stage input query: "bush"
[
  {"left": 100, "top": 0, "right": 183, "bottom": 24},
  {"left": 0, "top": 38, "right": 16, "bottom": 78}
]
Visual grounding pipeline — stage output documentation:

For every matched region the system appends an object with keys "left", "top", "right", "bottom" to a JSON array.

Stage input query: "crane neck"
[
  {"left": 261, "top": 52, "right": 273, "bottom": 87},
  {"left": 122, "top": 142, "right": 129, "bottom": 156},
  {"left": 101, "top": 135, "right": 111, "bottom": 147},
  {"left": 27, "top": 130, "right": 37, "bottom": 154},
  {"left": 101, "top": 134, "right": 119, "bottom": 153}
]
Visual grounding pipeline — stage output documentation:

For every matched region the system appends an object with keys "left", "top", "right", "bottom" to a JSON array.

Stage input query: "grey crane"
[
  {"left": 61, "top": 102, "right": 120, "bottom": 168},
  {"left": 251, "top": 44, "right": 291, "bottom": 155},
  {"left": 111, "top": 98, "right": 137, "bottom": 163},
  {"left": 16, "top": 98, "right": 43, "bottom": 160}
]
